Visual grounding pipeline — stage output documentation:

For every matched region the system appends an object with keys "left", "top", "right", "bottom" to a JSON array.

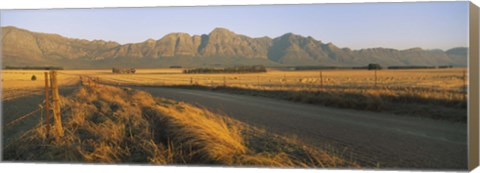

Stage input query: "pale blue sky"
[{"left": 0, "top": 2, "right": 469, "bottom": 50}]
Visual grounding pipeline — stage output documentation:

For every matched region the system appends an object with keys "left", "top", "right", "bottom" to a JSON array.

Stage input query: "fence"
[
  {"left": 4, "top": 71, "right": 65, "bottom": 148},
  {"left": 91, "top": 69, "right": 467, "bottom": 104}
]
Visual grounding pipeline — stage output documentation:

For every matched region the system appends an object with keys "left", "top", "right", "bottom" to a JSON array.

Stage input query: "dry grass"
[
  {"left": 83, "top": 68, "right": 466, "bottom": 122},
  {"left": 3, "top": 82, "right": 358, "bottom": 168},
  {"left": 88, "top": 68, "right": 466, "bottom": 92},
  {"left": 2, "top": 68, "right": 467, "bottom": 122}
]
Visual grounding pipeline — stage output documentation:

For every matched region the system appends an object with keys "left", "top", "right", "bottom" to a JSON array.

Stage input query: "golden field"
[
  {"left": 1, "top": 70, "right": 80, "bottom": 100},
  {"left": 2, "top": 68, "right": 466, "bottom": 93},
  {"left": 66, "top": 68, "right": 466, "bottom": 92},
  {"left": 83, "top": 67, "right": 467, "bottom": 122},
  {"left": 1, "top": 68, "right": 468, "bottom": 166},
  {"left": 2, "top": 68, "right": 467, "bottom": 122}
]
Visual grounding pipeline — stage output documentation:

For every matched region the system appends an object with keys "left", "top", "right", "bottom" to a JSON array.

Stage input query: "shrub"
[
  {"left": 367, "top": 64, "right": 382, "bottom": 70},
  {"left": 31, "top": 75, "right": 37, "bottom": 81}
]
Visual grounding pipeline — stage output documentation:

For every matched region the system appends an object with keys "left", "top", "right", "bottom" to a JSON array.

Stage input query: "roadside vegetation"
[
  {"left": 3, "top": 83, "right": 358, "bottom": 168},
  {"left": 169, "top": 84, "right": 466, "bottom": 122}
]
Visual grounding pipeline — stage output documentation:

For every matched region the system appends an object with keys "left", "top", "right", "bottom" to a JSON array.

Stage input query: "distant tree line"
[
  {"left": 4, "top": 66, "right": 64, "bottom": 70},
  {"left": 183, "top": 65, "right": 267, "bottom": 74},
  {"left": 292, "top": 66, "right": 352, "bottom": 70},
  {"left": 290, "top": 64, "right": 455, "bottom": 71},
  {"left": 387, "top": 65, "right": 453, "bottom": 69}
]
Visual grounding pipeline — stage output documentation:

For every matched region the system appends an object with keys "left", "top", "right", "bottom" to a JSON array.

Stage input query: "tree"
[{"left": 368, "top": 63, "right": 382, "bottom": 70}]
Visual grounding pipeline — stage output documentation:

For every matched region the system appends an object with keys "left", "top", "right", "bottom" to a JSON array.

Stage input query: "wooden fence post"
[
  {"left": 223, "top": 76, "right": 226, "bottom": 87},
  {"left": 44, "top": 72, "right": 50, "bottom": 137},
  {"left": 50, "top": 71, "right": 64, "bottom": 139},
  {"left": 320, "top": 71, "right": 323, "bottom": 91},
  {"left": 374, "top": 69, "right": 378, "bottom": 88}
]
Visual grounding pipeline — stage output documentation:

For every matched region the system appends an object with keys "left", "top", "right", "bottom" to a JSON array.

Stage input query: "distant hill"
[{"left": 1, "top": 26, "right": 468, "bottom": 68}]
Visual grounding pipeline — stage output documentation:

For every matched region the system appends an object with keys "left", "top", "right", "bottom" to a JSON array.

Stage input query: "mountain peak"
[
  {"left": 405, "top": 47, "right": 423, "bottom": 51},
  {"left": 210, "top": 27, "right": 235, "bottom": 35},
  {"left": 280, "top": 32, "right": 296, "bottom": 37},
  {"left": 143, "top": 38, "right": 156, "bottom": 43},
  {"left": 166, "top": 32, "right": 191, "bottom": 36}
]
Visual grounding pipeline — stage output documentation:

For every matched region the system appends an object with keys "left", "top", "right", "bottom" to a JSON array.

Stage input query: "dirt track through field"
[{"left": 134, "top": 86, "right": 467, "bottom": 170}]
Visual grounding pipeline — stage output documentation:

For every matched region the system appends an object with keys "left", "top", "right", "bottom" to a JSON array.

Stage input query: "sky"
[{"left": 0, "top": 1, "right": 469, "bottom": 50}]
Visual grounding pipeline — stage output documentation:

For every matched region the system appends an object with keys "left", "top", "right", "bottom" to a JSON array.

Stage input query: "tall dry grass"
[{"left": 3, "top": 83, "right": 358, "bottom": 168}]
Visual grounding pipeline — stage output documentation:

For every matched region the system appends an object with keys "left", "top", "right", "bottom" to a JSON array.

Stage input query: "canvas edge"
[{"left": 469, "top": 1, "right": 480, "bottom": 171}]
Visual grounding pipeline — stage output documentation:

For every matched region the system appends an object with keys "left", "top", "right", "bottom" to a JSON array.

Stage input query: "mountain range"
[{"left": 1, "top": 26, "right": 467, "bottom": 68}]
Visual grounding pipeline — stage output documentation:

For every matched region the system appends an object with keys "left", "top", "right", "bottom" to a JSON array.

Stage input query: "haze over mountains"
[{"left": 1, "top": 26, "right": 467, "bottom": 68}]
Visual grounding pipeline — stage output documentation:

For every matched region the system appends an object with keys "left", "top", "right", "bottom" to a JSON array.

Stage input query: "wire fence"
[
  {"left": 3, "top": 101, "right": 46, "bottom": 150},
  {"left": 5, "top": 106, "right": 44, "bottom": 128},
  {"left": 3, "top": 71, "right": 67, "bottom": 148}
]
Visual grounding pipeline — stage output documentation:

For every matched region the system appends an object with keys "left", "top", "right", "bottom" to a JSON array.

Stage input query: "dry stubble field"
[
  {"left": 1, "top": 68, "right": 468, "bottom": 167},
  {"left": 87, "top": 68, "right": 467, "bottom": 122},
  {"left": 2, "top": 68, "right": 468, "bottom": 121},
  {"left": 2, "top": 68, "right": 466, "bottom": 96},
  {"left": 1, "top": 70, "right": 80, "bottom": 100}
]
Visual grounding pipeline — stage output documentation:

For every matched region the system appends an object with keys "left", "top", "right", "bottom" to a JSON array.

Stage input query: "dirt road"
[{"left": 135, "top": 86, "right": 467, "bottom": 170}]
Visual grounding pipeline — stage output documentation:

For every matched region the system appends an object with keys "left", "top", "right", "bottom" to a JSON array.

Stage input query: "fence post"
[
  {"left": 50, "top": 71, "right": 64, "bottom": 139},
  {"left": 190, "top": 77, "right": 193, "bottom": 85},
  {"left": 319, "top": 71, "right": 323, "bottom": 91},
  {"left": 44, "top": 72, "right": 50, "bottom": 137},
  {"left": 257, "top": 76, "right": 260, "bottom": 86},
  {"left": 374, "top": 69, "right": 377, "bottom": 88},
  {"left": 223, "top": 76, "right": 226, "bottom": 87}
]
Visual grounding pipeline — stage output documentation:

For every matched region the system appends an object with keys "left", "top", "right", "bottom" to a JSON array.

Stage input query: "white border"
[{"left": 0, "top": 0, "right": 470, "bottom": 9}]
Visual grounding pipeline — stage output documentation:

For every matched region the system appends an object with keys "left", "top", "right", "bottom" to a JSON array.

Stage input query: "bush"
[
  {"left": 31, "top": 75, "right": 37, "bottom": 81},
  {"left": 367, "top": 63, "right": 382, "bottom": 70}
]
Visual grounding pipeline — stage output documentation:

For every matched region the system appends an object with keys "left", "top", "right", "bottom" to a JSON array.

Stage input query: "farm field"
[
  {"left": 79, "top": 68, "right": 467, "bottom": 92},
  {"left": 85, "top": 68, "right": 467, "bottom": 104},
  {"left": 88, "top": 68, "right": 468, "bottom": 122},
  {"left": 1, "top": 68, "right": 468, "bottom": 168},
  {"left": 1, "top": 70, "right": 80, "bottom": 100},
  {"left": 2, "top": 68, "right": 468, "bottom": 121},
  {"left": 3, "top": 68, "right": 466, "bottom": 94}
]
